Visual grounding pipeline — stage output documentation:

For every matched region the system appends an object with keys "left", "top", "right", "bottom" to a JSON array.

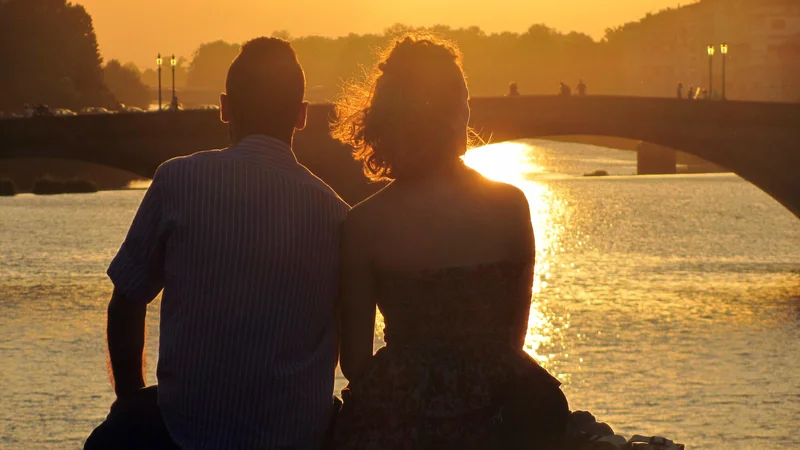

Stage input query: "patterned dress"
[{"left": 331, "top": 262, "right": 570, "bottom": 450}]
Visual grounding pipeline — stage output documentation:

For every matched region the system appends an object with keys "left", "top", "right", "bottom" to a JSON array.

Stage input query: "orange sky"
[{"left": 74, "top": 0, "right": 684, "bottom": 68}]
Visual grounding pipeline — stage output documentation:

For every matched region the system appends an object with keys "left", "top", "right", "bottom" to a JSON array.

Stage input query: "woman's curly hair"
[{"left": 331, "top": 33, "right": 473, "bottom": 182}]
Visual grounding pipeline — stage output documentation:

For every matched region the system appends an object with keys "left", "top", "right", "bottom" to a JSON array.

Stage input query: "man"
[
  {"left": 85, "top": 37, "right": 349, "bottom": 450},
  {"left": 576, "top": 79, "right": 587, "bottom": 96}
]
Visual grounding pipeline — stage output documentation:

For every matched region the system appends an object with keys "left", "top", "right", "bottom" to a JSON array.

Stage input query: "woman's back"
[
  {"left": 375, "top": 261, "right": 528, "bottom": 346},
  {"left": 356, "top": 168, "right": 531, "bottom": 272},
  {"left": 348, "top": 168, "right": 535, "bottom": 344}
]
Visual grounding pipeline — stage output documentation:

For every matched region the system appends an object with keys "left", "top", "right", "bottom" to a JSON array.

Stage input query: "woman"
[{"left": 330, "top": 33, "right": 570, "bottom": 449}]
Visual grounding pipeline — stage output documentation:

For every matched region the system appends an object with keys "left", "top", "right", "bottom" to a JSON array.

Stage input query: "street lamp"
[
  {"left": 156, "top": 53, "right": 164, "bottom": 111},
  {"left": 720, "top": 43, "right": 729, "bottom": 100},
  {"left": 707, "top": 45, "right": 715, "bottom": 96},
  {"left": 170, "top": 55, "right": 177, "bottom": 110}
]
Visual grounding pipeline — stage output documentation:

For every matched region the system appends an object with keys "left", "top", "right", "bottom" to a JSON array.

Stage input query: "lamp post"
[
  {"left": 720, "top": 43, "right": 728, "bottom": 100},
  {"left": 170, "top": 55, "right": 177, "bottom": 110},
  {"left": 707, "top": 45, "right": 715, "bottom": 96},
  {"left": 156, "top": 53, "right": 164, "bottom": 111}
]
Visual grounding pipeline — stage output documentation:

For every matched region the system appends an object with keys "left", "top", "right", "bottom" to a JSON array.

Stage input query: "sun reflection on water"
[
  {"left": 463, "top": 142, "right": 565, "bottom": 366},
  {"left": 462, "top": 141, "right": 545, "bottom": 182}
]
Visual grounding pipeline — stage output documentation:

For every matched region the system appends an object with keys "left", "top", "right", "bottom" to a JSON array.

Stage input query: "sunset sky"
[{"left": 74, "top": 0, "right": 684, "bottom": 68}]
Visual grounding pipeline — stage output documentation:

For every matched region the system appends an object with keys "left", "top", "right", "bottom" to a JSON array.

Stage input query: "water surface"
[{"left": 2, "top": 141, "right": 798, "bottom": 449}]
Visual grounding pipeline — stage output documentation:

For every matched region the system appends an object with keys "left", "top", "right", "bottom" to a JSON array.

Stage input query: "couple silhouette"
[{"left": 84, "top": 33, "right": 570, "bottom": 450}]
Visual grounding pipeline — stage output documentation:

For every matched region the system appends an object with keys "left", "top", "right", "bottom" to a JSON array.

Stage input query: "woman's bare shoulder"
[
  {"left": 470, "top": 173, "right": 530, "bottom": 211},
  {"left": 344, "top": 183, "right": 393, "bottom": 231}
]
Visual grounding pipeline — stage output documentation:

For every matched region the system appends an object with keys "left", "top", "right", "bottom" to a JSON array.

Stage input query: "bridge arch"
[
  {"left": 478, "top": 134, "right": 722, "bottom": 178},
  {"left": 0, "top": 96, "right": 797, "bottom": 216},
  {"left": 466, "top": 97, "right": 799, "bottom": 217}
]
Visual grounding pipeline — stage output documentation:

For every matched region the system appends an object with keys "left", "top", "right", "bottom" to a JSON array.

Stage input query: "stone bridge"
[{"left": 1, "top": 96, "right": 798, "bottom": 216}]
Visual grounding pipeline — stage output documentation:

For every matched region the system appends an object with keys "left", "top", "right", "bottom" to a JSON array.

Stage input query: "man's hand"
[{"left": 107, "top": 290, "right": 147, "bottom": 399}]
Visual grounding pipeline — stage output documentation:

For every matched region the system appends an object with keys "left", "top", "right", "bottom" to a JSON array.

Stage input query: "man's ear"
[
  {"left": 294, "top": 101, "right": 309, "bottom": 131},
  {"left": 220, "top": 93, "right": 231, "bottom": 123}
]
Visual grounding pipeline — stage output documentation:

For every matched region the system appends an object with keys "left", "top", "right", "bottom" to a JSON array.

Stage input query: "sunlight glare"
[
  {"left": 127, "top": 179, "right": 152, "bottom": 189},
  {"left": 462, "top": 142, "right": 544, "bottom": 183}
]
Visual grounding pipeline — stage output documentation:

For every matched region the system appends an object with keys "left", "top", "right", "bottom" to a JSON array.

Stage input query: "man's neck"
[{"left": 231, "top": 129, "right": 293, "bottom": 147}]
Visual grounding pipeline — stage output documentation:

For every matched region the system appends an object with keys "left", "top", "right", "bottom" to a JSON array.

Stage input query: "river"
[{"left": 2, "top": 141, "right": 798, "bottom": 449}]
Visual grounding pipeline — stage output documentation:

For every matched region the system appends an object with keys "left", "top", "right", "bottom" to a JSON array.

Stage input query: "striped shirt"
[{"left": 107, "top": 135, "right": 350, "bottom": 450}]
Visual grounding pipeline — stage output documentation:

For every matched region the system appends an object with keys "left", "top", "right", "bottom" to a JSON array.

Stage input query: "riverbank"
[
  {"left": 0, "top": 158, "right": 138, "bottom": 193},
  {"left": 0, "top": 178, "right": 16, "bottom": 196},
  {"left": 31, "top": 178, "right": 98, "bottom": 195}
]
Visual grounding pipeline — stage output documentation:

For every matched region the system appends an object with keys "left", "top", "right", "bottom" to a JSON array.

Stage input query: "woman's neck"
[{"left": 393, "top": 159, "right": 471, "bottom": 185}]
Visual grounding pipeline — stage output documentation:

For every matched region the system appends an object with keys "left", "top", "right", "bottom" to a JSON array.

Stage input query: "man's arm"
[
  {"left": 105, "top": 164, "right": 171, "bottom": 398},
  {"left": 107, "top": 290, "right": 147, "bottom": 399}
]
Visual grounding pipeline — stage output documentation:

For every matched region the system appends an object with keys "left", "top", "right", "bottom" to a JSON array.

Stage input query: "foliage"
[
  {"left": 103, "top": 60, "right": 149, "bottom": 108},
  {"left": 291, "top": 24, "right": 611, "bottom": 101},
  {"left": 132, "top": 23, "right": 609, "bottom": 102},
  {"left": 0, "top": 179, "right": 17, "bottom": 196},
  {"left": 0, "top": 0, "right": 114, "bottom": 111},
  {"left": 7, "top": 0, "right": 780, "bottom": 111},
  {"left": 187, "top": 41, "right": 241, "bottom": 90}
]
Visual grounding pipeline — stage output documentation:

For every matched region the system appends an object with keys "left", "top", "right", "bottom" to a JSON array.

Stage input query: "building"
[
  {"left": 713, "top": 0, "right": 800, "bottom": 101},
  {"left": 611, "top": 0, "right": 800, "bottom": 102}
]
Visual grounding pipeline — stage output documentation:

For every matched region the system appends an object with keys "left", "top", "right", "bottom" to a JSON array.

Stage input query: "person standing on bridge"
[
  {"left": 577, "top": 79, "right": 587, "bottom": 96},
  {"left": 85, "top": 37, "right": 349, "bottom": 450},
  {"left": 559, "top": 81, "right": 572, "bottom": 96},
  {"left": 169, "top": 95, "right": 180, "bottom": 111}
]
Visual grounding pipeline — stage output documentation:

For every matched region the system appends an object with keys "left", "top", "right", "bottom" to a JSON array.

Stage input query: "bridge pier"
[{"left": 637, "top": 142, "right": 677, "bottom": 175}]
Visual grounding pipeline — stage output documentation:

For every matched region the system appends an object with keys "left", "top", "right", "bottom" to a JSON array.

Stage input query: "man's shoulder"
[
  {"left": 159, "top": 148, "right": 226, "bottom": 170},
  {"left": 294, "top": 164, "right": 351, "bottom": 212},
  {"left": 152, "top": 149, "right": 228, "bottom": 182},
  {"left": 154, "top": 147, "right": 350, "bottom": 213}
]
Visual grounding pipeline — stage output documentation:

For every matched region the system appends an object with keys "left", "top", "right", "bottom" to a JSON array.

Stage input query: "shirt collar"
[{"left": 232, "top": 134, "right": 298, "bottom": 164}]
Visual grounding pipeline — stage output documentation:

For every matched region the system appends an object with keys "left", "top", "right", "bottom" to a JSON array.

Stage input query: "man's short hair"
[{"left": 225, "top": 37, "right": 305, "bottom": 134}]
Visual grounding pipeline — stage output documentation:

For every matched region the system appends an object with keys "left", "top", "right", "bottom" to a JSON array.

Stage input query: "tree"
[
  {"left": 187, "top": 41, "right": 241, "bottom": 90},
  {"left": 103, "top": 60, "right": 149, "bottom": 108},
  {"left": 384, "top": 23, "right": 416, "bottom": 38},
  {"left": 271, "top": 30, "right": 292, "bottom": 41},
  {"left": 0, "top": 0, "right": 114, "bottom": 111}
]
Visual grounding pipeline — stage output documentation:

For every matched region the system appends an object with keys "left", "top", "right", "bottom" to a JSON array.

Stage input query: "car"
[
  {"left": 119, "top": 106, "right": 146, "bottom": 114},
  {"left": 163, "top": 103, "right": 185, "bottom": 112},
  {"left": 196, "top": 104, "right": 220, "bottom": 111},
  {"left": 53, "top": 108, "right": 77, "bottom": 117},
  {"left": 80, "top": 107, "right": 114, "bottom": 115}
]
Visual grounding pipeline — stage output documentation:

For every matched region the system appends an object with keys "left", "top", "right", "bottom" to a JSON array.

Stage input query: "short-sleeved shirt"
[{"left": 107, "top": 135, "right": 350, "bottom": 450}]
